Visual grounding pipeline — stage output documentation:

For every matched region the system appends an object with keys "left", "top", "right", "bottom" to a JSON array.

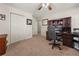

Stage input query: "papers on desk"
[{"left": 73, "top": 37, "right": 79, "bottom": 41}]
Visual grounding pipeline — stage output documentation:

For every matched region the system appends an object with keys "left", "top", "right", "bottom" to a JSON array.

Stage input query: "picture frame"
[
  {"left": 27, "top": 19, "right": 32, "bottom": 25},
  {"left": 0, "top": 14, "right": 6, "bottom": 20},
  {"left": 42, "top": 19, "right": 48, "bottom": 26}
]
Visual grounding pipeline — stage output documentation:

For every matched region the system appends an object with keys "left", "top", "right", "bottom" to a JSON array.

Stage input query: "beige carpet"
[{"left": 4, "top": 35, "right": 79, "bottom": 56}]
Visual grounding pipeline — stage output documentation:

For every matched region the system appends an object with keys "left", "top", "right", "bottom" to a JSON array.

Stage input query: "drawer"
[
  {"left": 0, "top": 47, "right": 6, "bottom": 55},
  {"left": 63, "top": 39, "right": 72, "bottom": 42}
]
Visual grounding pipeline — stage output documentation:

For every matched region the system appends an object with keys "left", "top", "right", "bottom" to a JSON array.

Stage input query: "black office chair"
[
  {"left": 48, "top": 25, "right": 62, "bottom": 50},
  {"left": 52, "top": 32, "right": 62, "bottom": 50}
]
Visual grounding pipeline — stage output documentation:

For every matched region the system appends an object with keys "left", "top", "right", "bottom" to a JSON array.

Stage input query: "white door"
[{"left": 10, "top": 13, "right": 26, "bottom": 43}]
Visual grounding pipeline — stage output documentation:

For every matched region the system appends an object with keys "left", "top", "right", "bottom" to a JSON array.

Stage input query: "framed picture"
[
  {"left": 27, "top": 19, "right": 32, "bottom": 25},
  {"left": 42, "top": 19, "right": 48, "bottom": 26},
  {"left": 0, "top": 14, "right": 6, "bottom": 20}
]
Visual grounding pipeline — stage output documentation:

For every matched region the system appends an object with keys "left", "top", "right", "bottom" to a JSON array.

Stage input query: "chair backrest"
[{"left": 48, "top": 25, "right": 56, "bottom": 40}]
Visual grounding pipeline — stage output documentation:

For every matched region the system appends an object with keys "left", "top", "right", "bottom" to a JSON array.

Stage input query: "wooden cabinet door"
[
  {"left": 63, "top": 33, "right": 73, "bottom": 47},
  {"left": 0, "top": 38, "right": 7, "bottom": 55},
  {"left": 63, "top": 17, "right": 71, "bottom": 27},
  {"left": 0, "top": 34, "right": 7, "bottom": 55}
]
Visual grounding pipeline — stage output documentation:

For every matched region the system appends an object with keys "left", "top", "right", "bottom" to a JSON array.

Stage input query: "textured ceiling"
[{"left": 5, "top": 3, "right": 79, "bottom": 18}]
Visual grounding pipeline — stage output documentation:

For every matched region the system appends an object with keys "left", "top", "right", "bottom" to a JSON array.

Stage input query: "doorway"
[{"left": 37, "top": 20, "right": 41, "bottom": 35}]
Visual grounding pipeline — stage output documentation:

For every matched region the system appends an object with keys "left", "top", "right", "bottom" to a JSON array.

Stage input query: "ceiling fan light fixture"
[
  {"left": 45, "top": 3, "right": 49, "bottom": 8},
  {"left": 37, "top": 3, "right": 53, "bottom": 11},
  {"left": 42, "top": 3, "right": 46, "bottom": 7}
]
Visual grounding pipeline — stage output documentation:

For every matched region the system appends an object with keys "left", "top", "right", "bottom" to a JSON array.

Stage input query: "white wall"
[
  {"left": 0, "top": 4, "right": 32, "bottom": 45},
  {"left": 0, "top": 4, "right": 10, "bottom": 45},
  {"left": 32, "top": 17, "right": 38, "bottom": 35},
  {"left": 41, "top": 7, "right": 79, "bottom": 36}
]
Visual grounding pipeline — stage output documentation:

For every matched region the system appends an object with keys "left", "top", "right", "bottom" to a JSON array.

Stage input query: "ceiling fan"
[{"left": 37, "top": 3, "right": 52, "bottom": 11}]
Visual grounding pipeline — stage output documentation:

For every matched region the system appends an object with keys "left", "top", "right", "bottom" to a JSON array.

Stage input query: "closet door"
[{"left": 10, "top": 13, "right": 26, "bottom": 44}]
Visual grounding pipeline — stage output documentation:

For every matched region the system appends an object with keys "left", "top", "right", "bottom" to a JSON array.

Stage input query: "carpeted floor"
[{"left": 4, "top": 35, "right": 79, "bottom": 56}]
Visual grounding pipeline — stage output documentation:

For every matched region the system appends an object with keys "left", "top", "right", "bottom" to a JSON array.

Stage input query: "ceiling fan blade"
[
  {"left": 38, "top": 5, "right": 42, "bottom": 10},
  {"left": 37, "top": 3, "right": 43, "bottom": 10},
  {"left": 48, "top": 4, "right": 52, "bottom": 10}
]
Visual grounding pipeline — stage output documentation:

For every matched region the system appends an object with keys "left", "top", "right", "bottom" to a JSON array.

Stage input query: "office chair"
[{"left": 48, "top": 25, "right": 62, "bottom": 50}]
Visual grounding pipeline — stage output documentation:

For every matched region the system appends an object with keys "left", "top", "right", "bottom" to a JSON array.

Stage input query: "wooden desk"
[
  {"left": 0, "top": 34, "right": 8, "bottom": 55},
  {"left": 62, "top": 33, "right": 73, "bottom": 47}
]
